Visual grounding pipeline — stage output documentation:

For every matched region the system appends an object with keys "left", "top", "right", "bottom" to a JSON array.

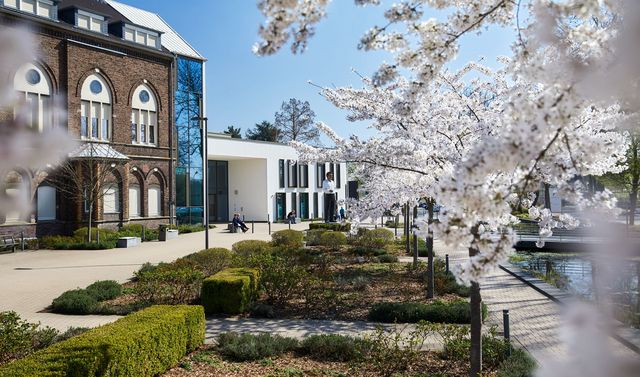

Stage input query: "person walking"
[{"left": 322, "top": 171, "right": 337, "bottom": 223}]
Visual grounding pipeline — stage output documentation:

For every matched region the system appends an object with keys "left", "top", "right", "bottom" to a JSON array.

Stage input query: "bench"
[
  {"left": 227, "top": 223, "right": 241, "bottom": 233},
  {"left": 116, "top": 237, "right": 141, "bottom": 248},
  {"left": 0, "top": 236, "right": 16, "bottom": 252}
]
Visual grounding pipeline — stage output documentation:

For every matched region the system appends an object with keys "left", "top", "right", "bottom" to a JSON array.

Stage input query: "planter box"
[
  {"left": 159, "top": 229, "right": 179, "bottom": 241},
  {"left": 117, "top": 237, "right": 141, "bottom": 248}
]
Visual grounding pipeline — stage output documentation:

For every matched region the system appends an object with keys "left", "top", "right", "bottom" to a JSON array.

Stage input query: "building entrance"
[{"left": 208, "top": 160, "right": 229, "bottom": 222}]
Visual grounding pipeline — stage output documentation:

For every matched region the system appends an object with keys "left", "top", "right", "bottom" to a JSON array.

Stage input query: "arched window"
[
  {"left": 148, "top": 184, "right": 161, "bottom": 217},
  {"left": 37, "top": 185, "right": 56, "bottom": 221},
  {"left": 128, "top": 184, "right": 141, "bottom": 218},
  {"left": 14, "top": 62, "right": 53, "bottom": 132},
  {"left": 80, "top": 73, "right": 111, "bottom": 141},
  {"left": 131, "top": 84, "right": 157, "bottom": 146},
  {"left": 103, "top": 183, "right": 120, "bottom": 214}
]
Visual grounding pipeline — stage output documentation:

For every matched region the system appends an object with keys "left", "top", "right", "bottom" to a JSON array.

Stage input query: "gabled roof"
[
  {"left": 69, "top": 143, "right": 130, "bottom": 161},
  {"left": 105, "top": 0, "right": 205, "bottom": 60}
]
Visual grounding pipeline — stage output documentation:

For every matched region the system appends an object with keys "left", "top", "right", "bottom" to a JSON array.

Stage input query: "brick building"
[{"left": 0, "top": 0, "right": 206, "bottom": 237}]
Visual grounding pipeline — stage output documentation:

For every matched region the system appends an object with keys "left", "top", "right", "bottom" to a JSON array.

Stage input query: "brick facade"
[{"left": 0, "top": 7, "right": 176, "bottom": 236}]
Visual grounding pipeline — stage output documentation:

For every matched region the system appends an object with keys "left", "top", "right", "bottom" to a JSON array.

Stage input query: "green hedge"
[
  {"left": 309, "top": 222, "right": 351, "bottom": 232},
  {"left": 271, "top": 229, "right": 304, "bottom": 249},
  {"left": 305, "top": 229, "right": 328, "bottom": 246},
  {"left": 496, "top": 348, "right": 537, "bottom": 377},
  {"left": 0, "top": 305, "right": 205, "bottom": 377},
  {"left": 318, "top": 231, "right": 347, "bottom": 250},
  {"left": 201, "top": 268, "right": 260, "bottom": 314},
  {"left": 368, "top": 300, "right": 487, "bottom": 324},
  {"left": 231, "top": 240, "right": 272, "bottom": 257}
]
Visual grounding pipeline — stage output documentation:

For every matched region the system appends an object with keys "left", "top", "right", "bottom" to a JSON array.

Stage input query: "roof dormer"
[
  {"left": 59, "top": 6, "right": 108, "bottom": 34},
  {"left": 109, "top": 21, "right": 162, "bottom": 50},
  {"left": 1, "top": 0, "right": 59, "bottom": 20}
]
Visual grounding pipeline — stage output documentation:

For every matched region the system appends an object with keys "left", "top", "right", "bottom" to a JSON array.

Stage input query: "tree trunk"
[
  {"left": 426, "top": 200, "right": 434, "bottom": 299},
  {"left": 405, "top": 203, "right": 410, "bottom": 255},
  {"left": 470, "top": 280, "right": 482, "bottom": 377},
  {"left": 469, "top": 238, "right": 482, "bottom": 377},
  {"left": 544, "top": 183, "right": 551, "bottom": 209},
  {"left": 88, "top": 203, "right": 93, "bottom": 243},
  {"left": 629, "top": 188, "right": 638, "bottom": 226}
]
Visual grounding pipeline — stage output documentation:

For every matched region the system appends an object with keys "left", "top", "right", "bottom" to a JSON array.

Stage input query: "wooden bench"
[
  {"left": 0, "top": 236, "right": 16, "bottom": 252},
  {"left": 227, "top": 223, "right": 241, "bottom": 233}
]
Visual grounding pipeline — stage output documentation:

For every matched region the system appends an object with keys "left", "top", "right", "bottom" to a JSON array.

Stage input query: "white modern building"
[{"left": 207, "top": 133, "right": 348, "bottom": 222}]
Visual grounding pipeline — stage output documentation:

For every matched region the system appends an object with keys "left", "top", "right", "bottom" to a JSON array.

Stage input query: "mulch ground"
[
  {"left": 162, "top": 346, "right": 476, "bottom": 377},
  {"left": 270, "top": 261, "right": 460, "bottom": 321}
]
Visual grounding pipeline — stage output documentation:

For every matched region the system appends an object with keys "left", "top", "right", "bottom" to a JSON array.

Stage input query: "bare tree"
[
  {"left": 274, "top": 98, "right": 319, "bottom": 144},
  {"left": 48, "top": 143, "right": 129, "bottom": 242}
]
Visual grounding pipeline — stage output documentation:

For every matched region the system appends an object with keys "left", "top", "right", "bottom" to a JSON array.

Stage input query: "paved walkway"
[
  {"left": 0, "top": 222, "right": 309, "bottom": 330},
  {"left": 435, "top": 241, "right": 638, "bottom": 362}
]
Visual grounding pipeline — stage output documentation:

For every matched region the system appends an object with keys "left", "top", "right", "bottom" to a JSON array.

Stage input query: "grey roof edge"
[
  {"left": 154, "top": 13, "right": 206, "bottom": 61},
  {"left": 105, "top": 0, "right": 205, "bottom": 61}
]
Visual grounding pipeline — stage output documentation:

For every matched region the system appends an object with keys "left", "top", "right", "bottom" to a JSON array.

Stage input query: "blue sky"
[{"left": 124, "top": 0, "right": 515, "bottom": 142}]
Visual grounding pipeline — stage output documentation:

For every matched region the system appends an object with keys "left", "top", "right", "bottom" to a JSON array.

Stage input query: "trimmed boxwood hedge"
[
  {"left": 368, "top": 300, "right": 488, "bottom": 324},
  {"left": 309, "top": 222, "right": 351, "bottom": 232},
  {"left": 0, "top": 305, "right": 205, "bottom": 377},
  {"left": 201, "top": 268, "right": 260, "bottom": 314}
]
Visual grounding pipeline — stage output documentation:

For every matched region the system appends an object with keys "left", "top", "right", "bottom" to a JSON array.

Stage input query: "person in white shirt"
[{"left": 322, "top": 171, "right": 337, "bottom": 223}]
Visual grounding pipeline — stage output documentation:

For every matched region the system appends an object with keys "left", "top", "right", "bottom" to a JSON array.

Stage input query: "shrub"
[
  {"left": 176, "top": 248, "right": 233, "bottom": 276},
  {"left": 319, "top": 231, "right": 347, "bottom": 251},
  {"left": 351, "top": 246, "right": 387, "bottom": 257},
  {"left": 309, "top": 222, "right": 351, "bottom": 232},
  {"left": 73, "top": 227, "right": 118, "bottom": 242},
  {"left": 118, "top": 224, "right": 144, "bottom": 237},
  {"left": 434, "top": 270, "right": 470, "bottom": 297},
  {"left": 53, "top": 327, "right": 90, "bottom": 343},
  {"left": 0, "top": 311, "right": 59, "bottom": 364},
  {"left": 384, "top": 220, "right": 403, "bottom": 228},
  {"left": 85, "top": 280, "right": 122, "bottom": 301},
  {"left": 299, "top": 334, "right": 367, "bottom": 362},
  {"left": 232, "top": 240, "right": 272, "bottom": 257},
  {"left": 217, "top": 332, "right": 298, "bottom": 361},
  {"left": 51, "top": 289, "right": 98, "bottom": 315},
  {"left": 178, "top": 224, "right": 205, "bottom": 234},
  {"left": 0, "top": 305, "right": 205, "bottom": 377},
  {"left": 237, "top": 251, "right": 308, "bottom": 304},
  {"left": 305, "top": 229, "right": 327, "bottom": 246},
  {"left": 368, "top": 300, "right": 487, "bottom": 324},
  {"left": 497, "top": 348, "right": 537, "bottom": 377},
  {"left": 136, "top": 262, "right": 159, "bottom": 276},
  {"left": 201, "top": 268, "right": 260, "bottom": 314},
  {"left": 271, "top": 229, "right": 304, "bottom": 249},
  {"left": 135, "top": 266, "right": 204, "bottom": 305},
  {"left": 356, "top": 228, "right": 395, "bottom": 249},
  {"left": 377, "top": 254, "right": 398, "bottom": 263},
  {"left": 250, "top": 303, "right": 275, "bottom": 318},
  {"left": 144, "top": 229, "right": 159, "bottom": 241},
  {"left": 39, "top": 236, "right": 116, "bottom": 250},
  {"left": 442, "top": 326, "right": 530, "bottom": 371}
]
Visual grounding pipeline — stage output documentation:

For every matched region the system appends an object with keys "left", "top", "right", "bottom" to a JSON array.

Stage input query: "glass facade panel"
[
  {"left": 300, "top": 193, "right": 309, "bottom": 219},
  {"left": 275, "top": 193, "right": 286, "bottom": 221},
  {"left": 174, "top": 57, "right": 204, "bottom": 224}
]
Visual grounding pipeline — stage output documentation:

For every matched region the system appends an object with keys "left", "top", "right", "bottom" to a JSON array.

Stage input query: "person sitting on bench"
[
  {"left": 232, "top": 213, "right": 249, "bottom": 233},
  {"left": 287, "top": 210, "right": 297, "bottom": 224}
]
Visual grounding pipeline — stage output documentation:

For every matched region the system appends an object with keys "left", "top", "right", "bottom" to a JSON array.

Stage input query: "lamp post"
[{"left": 191, "top": 115, "right": 209, "bottom": 250}]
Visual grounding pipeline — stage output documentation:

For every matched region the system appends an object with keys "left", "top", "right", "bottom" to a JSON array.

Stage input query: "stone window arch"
[
  {"left": 80, "top": 73, "right": 112, "bottom": 141},
  {"left": 13, "top": 62, "right": 54, "bottom": 132},
  {"left": 130, "top": 84, "right": 157, "bottom": 146}
]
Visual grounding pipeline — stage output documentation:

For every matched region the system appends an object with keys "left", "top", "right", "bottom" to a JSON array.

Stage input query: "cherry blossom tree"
[{"left": 254, "top": 1, "right": 638, "bottom": 376}]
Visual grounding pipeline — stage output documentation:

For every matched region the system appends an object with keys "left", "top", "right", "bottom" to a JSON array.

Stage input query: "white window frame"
[
  {"left": 121, "top": 23, "right": 161, "bottom": 49},
  {"left": 131, "top": 84, "right": 157, "bottom": 146},
  {"left": 148, "top": 184, "right": 161, "bottom": 217},
  {"left": 128, "top": 184, "right": 141, "bottom": 218},
  {"left": 80, "top": 74, "right": 111, "bottom": 141},
  {"left": 13, "top": 63, "right": 53, "bottom": 133},
  {"left": 37, "top": 185, "right": 56, "bottom": 221},
  {"left": 75, "top": 9, "right": 106, "bottom": 34},
  {"left": 103, "top": 184, "right": 120, "bottom": 214}
]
